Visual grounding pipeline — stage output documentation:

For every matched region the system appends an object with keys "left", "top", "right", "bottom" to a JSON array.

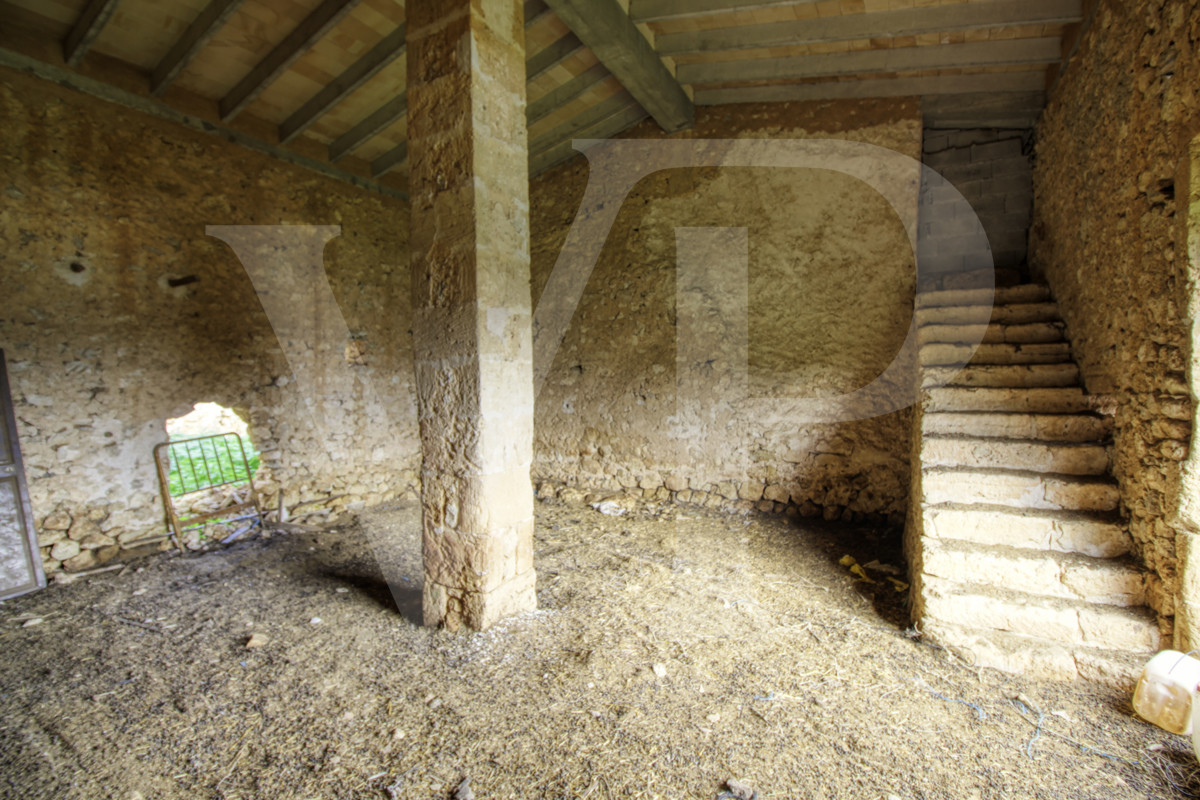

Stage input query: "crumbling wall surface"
[
  {"left": 1030, "top": 0, "right": 1200, "bottom": 638},
  {"left": 529, "top": 100, "right": 923, "bottom": 522},
  {"left": 0, "top": 68, "right": 418, "bottom": 574}
]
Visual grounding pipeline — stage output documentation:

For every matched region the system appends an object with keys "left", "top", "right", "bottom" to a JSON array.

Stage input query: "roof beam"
[
  {"left": 328, "top": 93, "right": 407, "bottom": 162},
  {"left": 0, "top": 46, "right": 406, "bottom": 202},
  {"left": 527, "top": 63, "right": 609, "bottom": 124},
  {"left": 677, "top": 37, "right": 1064, "bottom": 85},
  {"left": 694, "top": 72, "right": 1046, "bottom": 105},
  {"left": 657, "top": 0, "right": 1083, "bottom": 56},
  {"left": 526, "top": 33, "right": 583, "bottom": 83},
  {"left": 280, "top": 23, "right": 406, "bottom": 145},
  {"left": 630, "top": 0, "right": 810, "bottom": 24},
  {"left": 530, "top": 91, "right": 636, "bottom": 155},
  {"left": 523, "top": 0, "right": 553, "bottom": 28},
  {"left": 219, "top": 0, "right": 365, "bottom": 122},
  {"left": 152, "top": 0, "right": 247, "bottom": 96},
  {"left": 329, "top": 26, "right": 584, "bottom": 163},
  {"left": 63, "top": 0, "right": 122, "bottom": 67},
  {"left": 371, "top": 142, "right": 407, "bottom": 178},
  {"left": 543, "top": 0, "right": 693, "bottom": 132},
  {"left": 531, "top": 103, "right": 648, "bottom": 176}
]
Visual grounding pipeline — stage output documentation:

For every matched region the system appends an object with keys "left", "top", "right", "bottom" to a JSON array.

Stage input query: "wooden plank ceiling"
[{"left": 0, "top": 0, "right": 1080, "bottom": 196}]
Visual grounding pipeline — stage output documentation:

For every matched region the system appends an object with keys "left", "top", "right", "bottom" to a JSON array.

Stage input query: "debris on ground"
[{"left": 720, "top": 777, "right": 758, "bottom": 799}]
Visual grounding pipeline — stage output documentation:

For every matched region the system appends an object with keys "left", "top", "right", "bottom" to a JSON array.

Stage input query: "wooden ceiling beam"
[
  {"left": 372, "top": 142, "right": 407, "bottom": 178},
  {"left": 329, "top": 24, "right": 580, "bottom": 163},
  {"left": 678, "top": 37, "right": 1064, "bottom": 85},
  {"left": 694, "top": 72, "right": 1047, "bottom": 105},
  {"left": 530, "top": 103, "right": 648, "bottom": 176},
  {"left": 630, "top": 0, "right": 809, "bottom": 24},
  {"left": 0, "top": 46, "right": 406, "bottom": 201},
  {"left": 280, "top": 23, "right": 406, "bottom": 145},
  {"left": 328, "top": 93, "right": 407, "bottom": 162},
  {"left": 527, "top": 62, "right": 609, "bottom": 124},
  {"left": 63, "top": 0, "right": 122, "bottom": 67},
  {"left": 543, "top": 0, "right": 692, "bottom": 132},
  {"left": 529, "top": 91, "right": 635, "bottom": 155},
  {"left": 923, "top": 90, "right": 1047, "bottom": 128},
  {"left": 657, "top": 0, "right": 1083, "bottom": 57},
  {"left": 152, "top": 0, "right": 247, "bottom": 96},
  {"left": 526, "top": 33, "right": 584, "bottom": 83},
  {"left": 523, "top": 0, "right": 553, "bottom": 28},
  {"left": 219, "top": 0, "right": 365, "bottom": 122}
]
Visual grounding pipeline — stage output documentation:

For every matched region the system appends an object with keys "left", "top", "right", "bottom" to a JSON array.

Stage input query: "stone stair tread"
[
  {"left": 921, "top": 436, "right": 1108, "bottom": 475},
  {"left": 919, "top": 576, "right": 1162, "bottom": 652},
  {"left": 917, "top": 284, "right": 1052, "bottom": 308},
  {"left": 920, "top": 504, "right": 1131, "bottom": 558},
  {"left": 925, "top": 363, "right": 1080, "bottom": 389},
  {"left": 920, "top": 267, "right": 1023, "bottom": 291},
  {"left": 921, "top": 468, "right": 1121, "bottom": 512},
  {"left": 918, "top": 322, "right": 1066, "bottom": 346},
  {"left": 920, "top": 538, "right": 1148, "bottom": 606},
  {"left": 920, "top": 621, "right": 1151, "bottom": 689},
  {"left": 917, "top": 302, "right": 1062, "bottom": 327},
  {"left": 926, "top": 387, "right": 1094, "bottom": 414},
  {"left": 920, "top": 342, "right": 1072, "bottom": 367},
  {"left": 922, "top": 411, "right": 1112, "bottom": 443}
]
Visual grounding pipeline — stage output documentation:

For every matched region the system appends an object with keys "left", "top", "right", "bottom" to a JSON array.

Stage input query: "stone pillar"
[{"left": 407, "top": 0, "right": 536, "bottom": 630}]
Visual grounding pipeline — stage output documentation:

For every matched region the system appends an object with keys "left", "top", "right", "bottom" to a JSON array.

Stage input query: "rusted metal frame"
[{"left": 154, "top": 432, "right": 263, "bottom": 551}]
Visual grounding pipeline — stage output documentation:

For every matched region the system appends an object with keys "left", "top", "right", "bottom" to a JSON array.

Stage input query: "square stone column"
[{"left": 407, "top": 0, "right": 536, "bottom": 630}]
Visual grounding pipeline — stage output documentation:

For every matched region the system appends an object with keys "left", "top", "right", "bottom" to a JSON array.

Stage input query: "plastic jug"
[{"left": 1133, "top": 650, "right": 1200, "bottom": 735}]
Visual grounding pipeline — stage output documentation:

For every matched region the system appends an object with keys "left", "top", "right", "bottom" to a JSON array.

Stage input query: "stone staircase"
[{"left": 907, "top": 274, "right": 1163, "bottom": 687}]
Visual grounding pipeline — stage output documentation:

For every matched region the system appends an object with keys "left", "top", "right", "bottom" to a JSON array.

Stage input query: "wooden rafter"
[
  {"left": 630, "top": 0, "right": 810, "bottom": 24},
  {"left": 280, "top": 24, "right": 407, "bottom": 145},
  {"left": 543, "top": 0, "right": 693, "bottom": 132},
  {"left": 152, "top": 0, "right": 246, "bottom": 96},
  {"left": 526, "top": 33, "right": 584, "bottom": 83},
  {"left": 527, "top": 63, "right": 609, "bottom": 124},
  {"left": 372, "top": 142, "right": 407, "bottom": 178},
  {"left": 694, "top": 72, "right": 1048, "bottom": 106},
  {"left": 677, "top": 37, "right": 1064, "bottom": 85},
  {"left": 531, "top": 103, "right": 648, "bottom": 176},
  {"left": 219, "top": 0, "right": 365, "bottom": 122},
  {"left": 656, "top": 0, "right": 1083, "bottom": 57},
  {"left": 329, "top": 94, "right": 407, "bottom": 163},
  {"left": 63, "top": 0, "right": 122, "bottom": 67}
]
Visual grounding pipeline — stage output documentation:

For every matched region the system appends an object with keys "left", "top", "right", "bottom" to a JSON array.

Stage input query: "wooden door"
[{"left": 0, "top": 350, "right": 44, "bottom": 599}]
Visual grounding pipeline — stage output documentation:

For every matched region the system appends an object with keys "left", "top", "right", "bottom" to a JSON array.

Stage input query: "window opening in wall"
[{"left": 155, "top": 403, "right": 264, "bottom": 552}]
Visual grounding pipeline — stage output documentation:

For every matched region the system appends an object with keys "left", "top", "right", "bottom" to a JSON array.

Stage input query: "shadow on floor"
[{"left": 318, "top": 566, "right": 423, "bottom": 625}]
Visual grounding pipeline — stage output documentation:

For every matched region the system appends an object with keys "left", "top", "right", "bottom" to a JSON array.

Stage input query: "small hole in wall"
[
  {"left": 1158, "top": 180, "right": 1176, "bottom": 202},
  {"left": 69, "top": 262, "right": 86, "bottom": 273},
  {"left": 168, "top": 275, "right": 200, "bottom": 288}
]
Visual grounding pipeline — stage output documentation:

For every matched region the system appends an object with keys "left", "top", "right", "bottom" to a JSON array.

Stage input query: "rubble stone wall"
[
  {"left": 0, "top": 67, "right": 419, "bottom": 574},
  {"left": 1030, "top": 0, "right": 1200, "bottom": 640},
  {"left": 529, "top": 100, "right": 924, "bottom": 523}
]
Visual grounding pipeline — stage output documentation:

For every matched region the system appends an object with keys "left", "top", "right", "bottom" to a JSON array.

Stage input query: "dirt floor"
[{"left": 0, "top": 496, "right": 1197, "bottom": 800}]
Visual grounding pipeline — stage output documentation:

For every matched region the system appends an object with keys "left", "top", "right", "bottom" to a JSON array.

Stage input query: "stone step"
[
  {"left": 924, "top": 363, "right": 1080, "bottom": 389},
  {"left": 920, "top": 539, "right": 1147, "bottom": 606},
  {"left": 921, "top": 437, "right": 1109, "bottom": 475},
  {"left": 917, "top": 302, "right": 1061, "bottom": 327},
  {"left": 919, "top": 577, "right": 1162, "bottom": 653},
  {"left": 921, "top": 411, "right": 1112, "bottom": 443},
  {"left": 920, "top": 505, "right": 1131, "bottom": 558},
  {"left": 919, "top": 267, "right": 1023, "bottom": 291},
  {"left": 920, "top": 621, "right": 1150, "bottom": 689},
  {"left": 917, "top": 284, "right": 1052, "bottom": 309},
  {"left": 921, "top": 468, "right": 1121, "bottom": 512},
  {"left": 918, "top": 321, "right": 1066, "bottom": 347},
  {"left": 920, "top": 342, "right": 1072, "bottom": 367},
  {"left": 925, "top": 387, "right": 1093, "bottom": 414}
]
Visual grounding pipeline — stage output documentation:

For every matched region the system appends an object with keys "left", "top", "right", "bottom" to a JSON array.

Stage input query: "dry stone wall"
[
  {"left": 1030, "top": 0, "right": 1200, "bottom": 642},
  {"left": 529, "top": 100, "right": 924, "bottom": 523},
  {"left": 0, "top": 68, "right": 419, "bottom": 574}
]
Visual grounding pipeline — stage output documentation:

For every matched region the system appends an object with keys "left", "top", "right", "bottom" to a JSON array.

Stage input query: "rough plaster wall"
[
  {"left": 0, "top": 69, "right": 419, "bottom": 573},
  {"left": 922, "top": 128, "right": 1034, "bottom": 272},
  {"left": 529, "top": 100, "right": 923, "bottom": 522},
  {"left": 1030, "top": 0, "right": 1200, "bottom": 631}
]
